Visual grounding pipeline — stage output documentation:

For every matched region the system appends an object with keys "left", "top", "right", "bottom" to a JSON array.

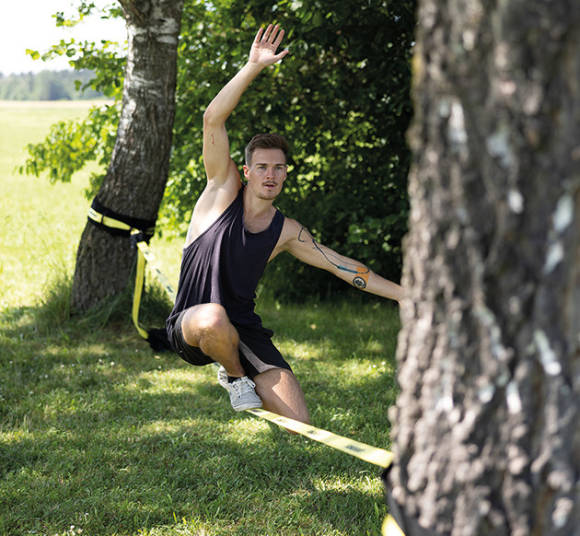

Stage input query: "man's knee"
[
  {"left": 194, "top": 303, "right": 230, "bottom": 331},
  {"left": 182, "top": 303, "right": 238, "bottom": 347}
]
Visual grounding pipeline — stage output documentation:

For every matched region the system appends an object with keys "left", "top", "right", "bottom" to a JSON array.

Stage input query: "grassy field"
[{"left": 0, "top": 101, "right": 401, "bottom": 536}]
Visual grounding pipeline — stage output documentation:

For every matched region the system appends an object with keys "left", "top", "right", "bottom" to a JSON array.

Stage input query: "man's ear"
[{"left": 242, "top": 164, "right": 249, "bottom": 178}]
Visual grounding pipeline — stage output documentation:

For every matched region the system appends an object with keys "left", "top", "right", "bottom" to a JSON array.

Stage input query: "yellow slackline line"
[
  {"left": 87, "top": 208, "right": 157, "bottom": 340},
  {"left": 246, "top": 409, "right": 402, "bottom": 536},
  {"left": 246, "top": 408, "right": 394, "bottom": 468},
  {"left": 383, "top": 514, "right": 406, "bottom": 536},
  {"left": 87, "top": 206, "right": 406, "bottom": 536}
]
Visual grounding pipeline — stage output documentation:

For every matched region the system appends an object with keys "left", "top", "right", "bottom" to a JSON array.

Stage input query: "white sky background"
[{"left": 0, "top": 0, "right": 126, "bottom": 75}]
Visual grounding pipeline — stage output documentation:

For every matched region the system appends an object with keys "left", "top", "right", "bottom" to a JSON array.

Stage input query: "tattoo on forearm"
[{"left": 298, "top": 226, "right": 370, "bottom": 289}]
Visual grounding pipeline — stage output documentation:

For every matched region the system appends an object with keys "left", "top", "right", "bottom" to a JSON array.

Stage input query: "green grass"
[{"left": 0, "top": 101, "right": 400, "bottom": 536}]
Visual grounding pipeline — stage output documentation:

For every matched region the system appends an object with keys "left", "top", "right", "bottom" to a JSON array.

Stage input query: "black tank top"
[{"left": 166, "top": 186, "right": 284, "bottom": 333}]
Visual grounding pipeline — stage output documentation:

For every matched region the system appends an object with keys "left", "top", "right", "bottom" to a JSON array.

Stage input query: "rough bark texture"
[
  {"left": 389, "top": 1, "right": 580, "bottom": 534},
  {"left": 71, "top": 0, "right": 184, "bottom": 311}
]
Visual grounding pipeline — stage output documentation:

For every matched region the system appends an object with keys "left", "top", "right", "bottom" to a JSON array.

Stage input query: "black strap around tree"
[
  {"left": 87, "top": 197, "right": 156, "bottom": 240},
  {"left": 86, "top": 197, "right": 172, "bottom": 352}
]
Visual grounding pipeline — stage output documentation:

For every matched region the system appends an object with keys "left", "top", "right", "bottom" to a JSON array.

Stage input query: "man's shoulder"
[
  {"left": 205, "top": 158, "right": 241, "bottom": 190},
  {"left": 185, "top": 180, "right": 242, "bottom": 247},
  {"left": 280, "top": 216, "right": 301, "bottom": 233},
  {"left": 198, "top": 177, "right": 242, "bottom": 211},
  {"left": 277, "top": 217, "right": 304, "bottom": 248}
]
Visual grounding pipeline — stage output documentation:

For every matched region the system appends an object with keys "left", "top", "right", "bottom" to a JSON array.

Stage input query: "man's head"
[
  {"left": 244, "top": 133, "right": 289, "bottom": 166},
  {"left": 243, "top": 133, "right": 289, "bottom": 201}
]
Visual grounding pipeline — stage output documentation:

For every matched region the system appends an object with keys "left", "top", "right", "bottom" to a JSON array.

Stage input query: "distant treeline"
[{"left": 0, "top": 70, "right": 104, "bottom": 101}]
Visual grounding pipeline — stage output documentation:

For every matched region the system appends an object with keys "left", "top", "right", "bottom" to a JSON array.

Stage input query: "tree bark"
[
  {"left": 389, "top": 1, "right": 579, "bottom": 534},
  {"left": 71, "top": 0, "right": 184, "bottom": 312}
]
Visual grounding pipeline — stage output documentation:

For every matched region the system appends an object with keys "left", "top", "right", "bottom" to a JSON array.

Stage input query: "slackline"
[
  {"left": 86, "top": 204, "right": 407, "bottom": 536},
  {"left": 246, "top": 407, "right": 394, "bottom": 468}
]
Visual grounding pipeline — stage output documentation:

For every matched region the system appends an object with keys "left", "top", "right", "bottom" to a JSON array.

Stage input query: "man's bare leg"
[
  {"left": 180, "top": 303, "right": 245, "bottom": 377},
  {"left": 179, "top": 303, "right": 262, "bottom": 411},
  {"left": 253, "top": 368, "right": 310, "bottom": 424}
]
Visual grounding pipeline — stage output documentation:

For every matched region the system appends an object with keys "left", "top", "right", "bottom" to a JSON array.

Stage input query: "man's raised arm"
[{"left": 203, "top": 25, "right": 289, "bottom": 184}]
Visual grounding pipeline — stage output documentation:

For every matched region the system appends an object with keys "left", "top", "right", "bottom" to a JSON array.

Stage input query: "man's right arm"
[
  {"left": 202, "top": 62, "right": 263, "bottom": 185},
  {"left": 202, "top": 25, "right": 289, "bottom": 186}
]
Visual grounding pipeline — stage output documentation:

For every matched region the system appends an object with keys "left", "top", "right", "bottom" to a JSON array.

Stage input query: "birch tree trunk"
[
  {"left": 71, "top": 0, "right": 184, "bottom": 312},
  {"left": 388, "top": 1, "right": 580, "bottom": 534}
]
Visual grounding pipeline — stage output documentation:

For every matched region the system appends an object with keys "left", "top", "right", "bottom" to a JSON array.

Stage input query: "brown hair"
[{"left": 244, "top": 133, "right": 289, "bottom": 166}]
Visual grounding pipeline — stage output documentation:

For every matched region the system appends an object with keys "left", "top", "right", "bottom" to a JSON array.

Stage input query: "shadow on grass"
[{"left": 0, "top": 298, "right": 399, "bottom": 536}]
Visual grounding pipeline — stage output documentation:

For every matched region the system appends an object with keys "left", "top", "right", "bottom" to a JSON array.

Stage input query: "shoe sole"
[
  {"left": 232, "top": 400, "right": 263, "bottom": 411},
  {"left": 217, "top": 371, "right": 229, "bottom": 390}
]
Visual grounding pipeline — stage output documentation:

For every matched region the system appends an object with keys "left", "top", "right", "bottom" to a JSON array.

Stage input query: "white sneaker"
[
  {"left": 217, "top": 365, "right": 229, "bottom": 389},
  {"left": 217, "top": 366, "right": 262, "bottom": 411}
]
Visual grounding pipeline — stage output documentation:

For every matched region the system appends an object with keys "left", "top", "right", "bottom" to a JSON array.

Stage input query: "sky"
[{"left": 0, "top": 0, "right": 126, "bottom": 75}]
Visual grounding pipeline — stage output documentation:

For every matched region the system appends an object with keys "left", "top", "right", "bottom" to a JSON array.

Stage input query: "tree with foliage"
[
  {"left": 24, "top": 0, "right": 415, "bottom": 305},
  {"left": 70, "top": 0, "right": 184, "bottom": 311},
  {"left": 388, "top": 0, "right": 579, "bottom": 534}
]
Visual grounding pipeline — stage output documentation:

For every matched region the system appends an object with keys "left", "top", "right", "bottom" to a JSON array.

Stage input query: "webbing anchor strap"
[
  {"left": 130, "top": 240, "right": 177, "bottom": 350},
  {"left": 131, "top": 235, "right": 149, "bottom": 340},
  {"left": 86, "top": 202, "right": 172, "bottom": 351},
  {"left": 87, "top": 197, "right": 156, "bottom": 238}
]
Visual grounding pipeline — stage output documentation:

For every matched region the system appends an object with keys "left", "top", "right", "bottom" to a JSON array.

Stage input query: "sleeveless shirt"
[{"left": 166, "top": 186, "right": 284, "bottom": 335}]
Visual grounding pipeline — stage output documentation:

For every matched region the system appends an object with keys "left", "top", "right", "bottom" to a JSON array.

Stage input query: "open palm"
[{"left": 249, "top": 24, "right": 289, "bottom": 67}]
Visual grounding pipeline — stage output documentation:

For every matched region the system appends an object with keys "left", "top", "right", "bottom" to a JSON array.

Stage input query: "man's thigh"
[{"left": 253, "top": 368, "right": 310, "bottom": 424}]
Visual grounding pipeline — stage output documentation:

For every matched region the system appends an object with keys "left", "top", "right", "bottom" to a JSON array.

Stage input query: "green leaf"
[{"left": 26, "top": 49, "right": 40, "bottom": 61}]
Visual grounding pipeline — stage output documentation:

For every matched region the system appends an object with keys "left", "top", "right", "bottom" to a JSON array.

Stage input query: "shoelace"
[{"left": 230, "top": 377, "right": 255, "bottom": 394}]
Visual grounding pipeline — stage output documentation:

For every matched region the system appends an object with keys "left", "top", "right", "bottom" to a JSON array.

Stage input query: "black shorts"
[{"left": 168, "top": 310, "right": 292, "bottom": 379}]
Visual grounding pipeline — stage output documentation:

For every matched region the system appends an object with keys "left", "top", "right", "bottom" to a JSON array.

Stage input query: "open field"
[{"left": 0, "top": 101, "right": 400, "bottom": 536}]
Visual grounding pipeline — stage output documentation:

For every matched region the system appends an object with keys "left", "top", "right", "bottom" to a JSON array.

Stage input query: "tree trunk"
[
  {"left": 389, "top": 1, "right": 579, "bottom": 535},
  {"left": 71, "top": 0, "right": 184, "bottom": 312}
]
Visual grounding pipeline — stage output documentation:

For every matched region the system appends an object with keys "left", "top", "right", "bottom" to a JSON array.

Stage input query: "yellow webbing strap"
[
  {"left": 87, "top": 204, "right": 162, "bottom": 341},
  {"left": 87, "top": 206, "right": 155, "bottom": 235},
  {"left": 88, "top": 206, "right": 131, "bottom": 231},
  {"left": 245, "top": 408, "right": 394, "bottom": 468},
  {"left": 135, "top": 241, "right": 177, "bottom": 301},
  {"left": 383, "top": 514, "right": 406, "bottom": 536},
  {"left": 131, "top": 242, "right": 149, "bottom": 339},
  {"left": 130, "top": 238, "right": 177, "bottom": 341}
]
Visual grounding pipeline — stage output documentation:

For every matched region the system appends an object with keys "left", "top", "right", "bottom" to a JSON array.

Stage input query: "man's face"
[{"left": 243, "top": 148, "right": 288, "bottom": 200}]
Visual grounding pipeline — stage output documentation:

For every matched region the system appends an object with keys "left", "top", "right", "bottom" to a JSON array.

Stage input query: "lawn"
[{"left": 0, "top": 101, "right": 400, "bottom": 536}]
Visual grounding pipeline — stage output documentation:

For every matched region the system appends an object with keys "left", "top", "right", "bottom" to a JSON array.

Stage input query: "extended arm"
[
  {"left": 279, "top": 219, "right": 404, "bottom": 303},
  {"left": 203, "top": 25, "right": 289, "bottom": 184}
]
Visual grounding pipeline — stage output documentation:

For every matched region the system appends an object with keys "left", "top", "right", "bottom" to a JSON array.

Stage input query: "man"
[{"left": 166, "top": 24, "right": 403, "bottom": 424}]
